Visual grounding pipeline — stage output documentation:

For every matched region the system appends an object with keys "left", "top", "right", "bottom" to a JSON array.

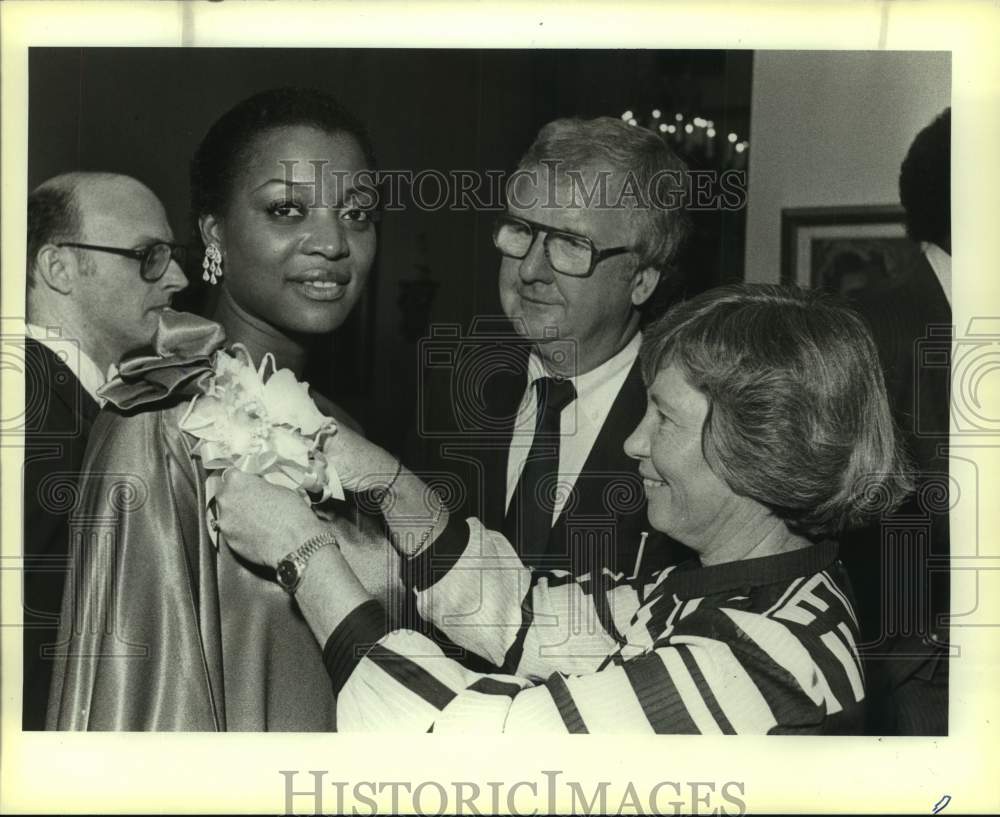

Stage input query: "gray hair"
[
  {"left": 640, "top": 283, "right": 913, "bottom": 539},
  {"left": 516, "top": 116, "right": 691, "bottom": 282}
]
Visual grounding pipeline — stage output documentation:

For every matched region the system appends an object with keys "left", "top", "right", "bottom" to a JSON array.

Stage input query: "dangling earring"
[{"left": 202, "top": 243, "right": 223, "bottom": 285}]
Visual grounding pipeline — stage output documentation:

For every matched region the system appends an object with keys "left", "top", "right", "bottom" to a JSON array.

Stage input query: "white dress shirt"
[
  {"left": 25, "top": 323, "right": 110, "bottom": 406},
  {"left": 921, "top": 241, "right": 952, "bottom": 307},
  {"left": 505, "top": 332, "right": 642, "bottom": 524}
]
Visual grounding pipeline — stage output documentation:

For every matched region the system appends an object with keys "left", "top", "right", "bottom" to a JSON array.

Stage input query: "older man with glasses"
[
  {"left": 443, "top": 117, "right": 693, "bottom": 588},
  {"left": 22, "top": 171, "right": 187, "bottom": 728}
]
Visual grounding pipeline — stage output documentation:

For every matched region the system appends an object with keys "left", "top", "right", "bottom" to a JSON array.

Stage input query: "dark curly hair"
[
  {"left": 640, "top": 283, "right": 913, "bottom": 539},
  {"left": 899, "top": 108, "right": 950, "bottom": 251},
  {"left": 190, "top": 87, "right": 376, "bottom": 222}
]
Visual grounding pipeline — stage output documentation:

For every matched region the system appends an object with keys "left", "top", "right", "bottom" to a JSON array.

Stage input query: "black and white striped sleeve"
[
  {"left": 330, "top": 609, "right": 846, "bottom": 733},
  {"left": 326, "top": 519, "right": 860, "bottom": 733},
  {"left": 402, "top": 516, "right": 642, "bottom": 676}
]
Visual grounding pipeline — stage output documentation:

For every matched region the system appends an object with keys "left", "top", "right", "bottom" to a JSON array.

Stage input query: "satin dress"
[{"left": 46, "top": 304, "right": 376, "bottom": 731}]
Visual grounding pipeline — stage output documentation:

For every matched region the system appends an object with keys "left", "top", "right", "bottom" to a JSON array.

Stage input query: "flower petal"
[
  {"left": 270, "top": 426, "right": 311, "bottom": 465},
  {"left": 263, "top": 470, "right": 301, "bottom": 491},
  {"left": 323, "top": 459, "right": 345, "bottom": 502},
  {"left": 261, "top": 369, "right": 328, "bottom": 435}
]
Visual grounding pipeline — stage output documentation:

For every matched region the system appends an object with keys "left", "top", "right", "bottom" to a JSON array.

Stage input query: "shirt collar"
[
  {"left": 25, "top": 323, "right": 110, "bottom": 406},
  {"left": 526, "top": 331, "right": 642, "bottom": 398},
  {"left": 657, "top": 540, "right": 840, "bottom": 601},
  {"left": 921, "top": 242, "right": 952, "bottom": 307}
]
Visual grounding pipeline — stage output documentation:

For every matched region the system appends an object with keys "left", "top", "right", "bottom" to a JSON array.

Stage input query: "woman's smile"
[
  {"left": 296, "top": 279, "right": 349, "bottom": 301},
  {"left": 640, "top": 467, "right": 668, "bottom": 489}
]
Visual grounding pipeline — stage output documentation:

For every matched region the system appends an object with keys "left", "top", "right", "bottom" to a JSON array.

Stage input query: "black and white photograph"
[{"left": 2, "top": 2, "right": 998, "bottom": 815}]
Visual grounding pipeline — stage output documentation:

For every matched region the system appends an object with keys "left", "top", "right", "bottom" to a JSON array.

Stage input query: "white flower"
[
  {"left": 270, "top": 425, "right": 311, "bottom": 466},
  {"left": 262, "top": 368, "right": 330, "bottom": 436},
  {"left": 178, "top": 395, "right": 229, "bottom": 441},
  {"left": 179, "top": 347, "right": 345, "bottom": 542}
]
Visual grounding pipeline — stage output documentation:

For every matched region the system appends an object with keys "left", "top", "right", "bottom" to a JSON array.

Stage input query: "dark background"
[{"left": 28, "top": 48, "right": 753, "bottom": 456}]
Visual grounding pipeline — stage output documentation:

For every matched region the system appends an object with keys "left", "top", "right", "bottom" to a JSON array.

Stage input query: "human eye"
[
  {"left": 266, "top": 199, "right": 306, "bottom": 219},
  {"left": 558, "top": 231, "right": 591, "bottom": 250},
  {"left": 340, "top": 206, "right": 379, "bottom": 229},
  {"left": 650, "top": 403, "right": 675, "bottom": 430},
  {"left": 547, "top": 232, "right": 593, "bottom": 274},
  {"left": 552, "top": 233, "right": 591, "bottom": 260}
]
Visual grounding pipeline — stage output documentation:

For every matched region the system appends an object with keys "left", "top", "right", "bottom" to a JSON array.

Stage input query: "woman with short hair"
[
  {"left": 47, "top": 88, "right": 387, "bottom": 731},
  {"left": 217, "top": 283, "right": 911, "bottom": 733}
]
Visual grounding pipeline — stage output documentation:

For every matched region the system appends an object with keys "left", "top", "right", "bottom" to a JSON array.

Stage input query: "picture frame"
[{"left": 780, "top": 204, "right": 925, "bottom": 295}]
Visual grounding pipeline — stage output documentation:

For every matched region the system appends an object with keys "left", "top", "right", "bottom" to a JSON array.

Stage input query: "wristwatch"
[{"left": 275, "top": 532, "right": 339, "bottom": 595}]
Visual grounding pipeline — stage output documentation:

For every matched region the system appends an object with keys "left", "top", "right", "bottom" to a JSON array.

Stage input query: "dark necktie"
[{"left": 502, "top": 376, "right": 577, "bottom": 565}]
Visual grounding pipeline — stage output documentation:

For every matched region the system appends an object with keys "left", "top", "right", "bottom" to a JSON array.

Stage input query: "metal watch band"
[
  {"left": 276, "top": 531, "right": 339, "bottom": 594},
  {"left": 295, "top": 531, "right": 340, "bottom": 563}
]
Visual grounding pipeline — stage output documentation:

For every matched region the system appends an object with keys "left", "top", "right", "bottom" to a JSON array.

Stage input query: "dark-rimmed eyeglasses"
[
  {"left": 57, "top": 241, "right": 187, "bottom": 282},
  {"left": 492, "top": 215, "right": 630, "bottom": 278}
]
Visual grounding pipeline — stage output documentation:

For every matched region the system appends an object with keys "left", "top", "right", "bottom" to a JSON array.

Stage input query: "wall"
[{"left": 744, "top": 50, "right": 951, "bottom": 283}]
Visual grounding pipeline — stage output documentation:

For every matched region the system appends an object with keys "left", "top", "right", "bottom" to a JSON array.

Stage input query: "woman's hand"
[
  {"left": 215, "top": 469, "right": 329, "bottom": 567},
  {"left": 323, "top": 423, "right": 398, "bottom": 494}
]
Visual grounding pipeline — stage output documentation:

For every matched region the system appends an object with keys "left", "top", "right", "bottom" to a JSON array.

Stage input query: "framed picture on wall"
[{"left": 780, "top": 204, "right": 925, "bottom": 296}]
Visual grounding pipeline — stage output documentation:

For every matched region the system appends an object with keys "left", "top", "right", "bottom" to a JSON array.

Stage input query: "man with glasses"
[
  {"left": 22, "top": 171, "right": 187, "bottom": 728},
  {"left": 447, "top": 117, "right": 692, "bottom": 584}
]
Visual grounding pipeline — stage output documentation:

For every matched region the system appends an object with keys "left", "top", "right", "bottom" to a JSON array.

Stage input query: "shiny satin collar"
[{"left": 98, "top": 309, "right": 226, "bottom": 410}]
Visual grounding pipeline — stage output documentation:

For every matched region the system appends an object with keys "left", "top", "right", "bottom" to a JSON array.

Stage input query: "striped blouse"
[{"left": 326, "top": 517, "right": 865, "bottom": 733}]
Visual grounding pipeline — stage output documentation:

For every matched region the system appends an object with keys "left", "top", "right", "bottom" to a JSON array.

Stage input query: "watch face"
[{"left": 276, "top": 558, "right": 300, "bottom": 590}]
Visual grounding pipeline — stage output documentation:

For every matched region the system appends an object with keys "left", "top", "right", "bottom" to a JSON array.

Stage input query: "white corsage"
[{"left": 178, "top": 344, "right": 343, "bottom": 547}]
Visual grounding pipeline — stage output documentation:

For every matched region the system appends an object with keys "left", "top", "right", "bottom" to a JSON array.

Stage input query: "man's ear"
[
  {"left": 630, "top": 266, "right": 661, "bottom": 307},
  {"left": 33, "top": 245, "right": 76, "bottom": 295},
  {"left": 199, "top": 214, "right": 224, "bottom": 253}
]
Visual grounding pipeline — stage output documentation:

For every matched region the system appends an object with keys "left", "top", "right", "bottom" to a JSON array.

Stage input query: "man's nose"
[
  {"left": 517, "top": 233, "right": 555, "bottom": 284},
  {"left": 161, "top": 259, "right": 188, "bottom": 293}
]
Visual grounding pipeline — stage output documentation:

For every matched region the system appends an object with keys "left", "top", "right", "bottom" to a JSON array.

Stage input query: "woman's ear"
[
  {"left": 630, "top": 266, "right": 662, "bottom": 307},
  {"left": 199, "top": 214, "right": 224, "bottom": 253}
]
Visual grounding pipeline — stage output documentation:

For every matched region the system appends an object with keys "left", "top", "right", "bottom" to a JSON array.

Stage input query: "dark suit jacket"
[
  {"left": 22, "top": 337, "right": 99, "bottom": 729},
  {"left": 423, "top": 337, "right": 689, "bottom": 579},
  {"left": 844, "top": 252, "right": 951, "bottom": 734}
]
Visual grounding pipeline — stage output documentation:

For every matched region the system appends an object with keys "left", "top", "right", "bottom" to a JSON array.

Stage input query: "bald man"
[{"left": 23, "top": 173, "right": 187, "bottom": 728}]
